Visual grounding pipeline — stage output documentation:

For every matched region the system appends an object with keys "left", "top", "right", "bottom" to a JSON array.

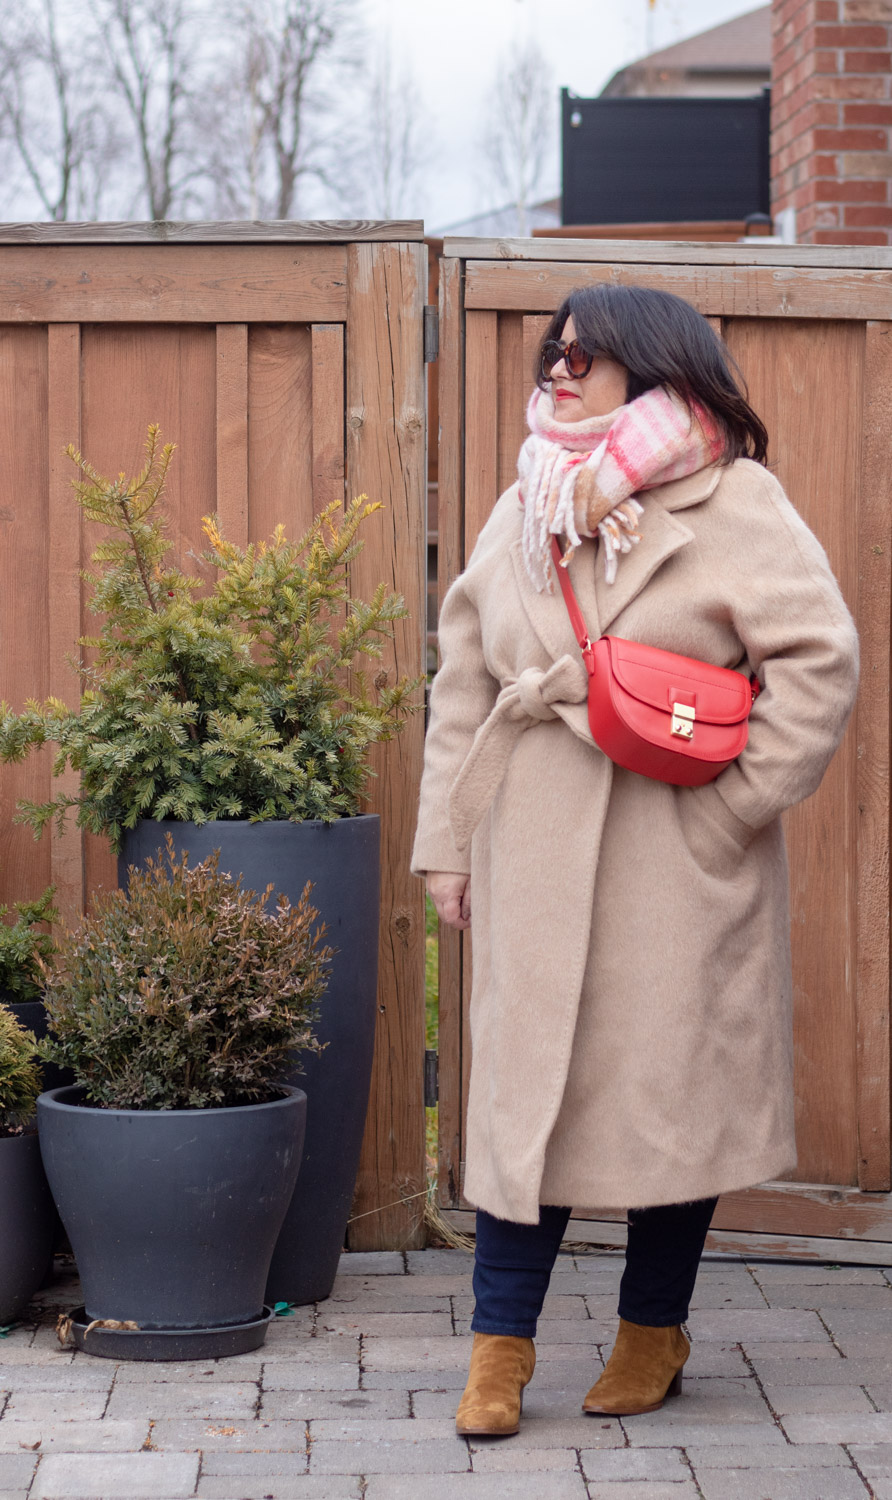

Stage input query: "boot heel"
[{"left": 667, "top": 1368, "right": 683, "bottom": 1398}]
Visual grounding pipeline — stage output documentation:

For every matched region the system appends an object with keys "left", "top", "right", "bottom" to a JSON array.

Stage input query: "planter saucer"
[{"left": 66, "top": 1304, "right": 274, "bottom": 1361}]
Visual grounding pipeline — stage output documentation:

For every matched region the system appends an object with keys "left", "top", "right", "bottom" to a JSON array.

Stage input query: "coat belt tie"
[{"left": 448, "top": 655, "right": 589, "bottom": 851}]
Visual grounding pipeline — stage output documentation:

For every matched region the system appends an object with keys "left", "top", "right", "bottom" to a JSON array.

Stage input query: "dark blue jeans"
[{"left": 471, "top": 1198, "right": 718, "bottom": 1339}]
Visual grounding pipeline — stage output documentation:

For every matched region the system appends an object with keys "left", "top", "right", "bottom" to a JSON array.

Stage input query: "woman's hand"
[{"left": 427, "top": 872, "right": 471, "bottom": 930}]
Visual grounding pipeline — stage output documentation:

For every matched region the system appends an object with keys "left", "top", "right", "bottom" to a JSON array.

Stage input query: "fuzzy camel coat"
[{"left": 412, "top": 459, "right": 859, "bottom": 1225}]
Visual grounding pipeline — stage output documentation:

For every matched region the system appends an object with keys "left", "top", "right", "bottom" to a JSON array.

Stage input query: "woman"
[{"left": 412, "top": 285, "right": 859, "bottom": 1436}]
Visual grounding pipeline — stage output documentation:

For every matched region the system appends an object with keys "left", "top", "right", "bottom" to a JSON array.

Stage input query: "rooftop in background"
[
  {"left": 601, "top": 6, "right": 771, "bottom": 98},
  {"left": 431, "top": 197, "right": 562, "bottom": 240}
]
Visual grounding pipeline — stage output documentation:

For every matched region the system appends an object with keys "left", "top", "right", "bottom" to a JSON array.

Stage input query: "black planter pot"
[
  {"left": 2, "top": 994, "right": 73, "bottom": 1263},
  {"left": 119, "top": 816, "right": 380, "bottom": 1305},
  {"left": 0, "top": 1131, "right": 56, "bottom": 1323},
  {"left": 1, "top": 996, "right": 74, "bottom": 1095},
  {"left": 37, "top": 1084, "right": 306, "bottom": 1354}
]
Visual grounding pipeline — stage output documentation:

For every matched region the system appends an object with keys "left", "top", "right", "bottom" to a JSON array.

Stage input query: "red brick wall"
[{"left": 772, "top": 0, "right": 892, "bottom": 244}]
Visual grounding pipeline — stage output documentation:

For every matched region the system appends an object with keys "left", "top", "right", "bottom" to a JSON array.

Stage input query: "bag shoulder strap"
[
  {"left": 550, "top": 536, "right": 596, "bottom": 673},
  {"left": 549, "top": 534, "right": 760, "bottom": 700}
]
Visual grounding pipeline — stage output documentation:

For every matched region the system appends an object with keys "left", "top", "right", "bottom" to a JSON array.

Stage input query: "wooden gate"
[
  {"left": 435, "top": 235, "right": 892, "bottom": 1262},
  {"left": 0, "top": 222, "right": 427, "bottom": 1251}
]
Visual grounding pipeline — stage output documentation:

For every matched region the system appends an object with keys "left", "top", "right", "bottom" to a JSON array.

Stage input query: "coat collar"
[
  {"left": 510, "top": 538, "right": 594, "bottom": 664},
  {"left": 593, "top": 500, "right": 696, "bottom": 634},
  {"left": 510, "top": 465, "right": 721, "bottom": 652},
  {"left": 646, "top": 462, "right": 723, "bottom": 513}
]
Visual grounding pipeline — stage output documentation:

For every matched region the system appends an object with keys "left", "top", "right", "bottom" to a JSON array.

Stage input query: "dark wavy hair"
[{"left": 537, "top": 284, "right": 768, "bottom": 466}]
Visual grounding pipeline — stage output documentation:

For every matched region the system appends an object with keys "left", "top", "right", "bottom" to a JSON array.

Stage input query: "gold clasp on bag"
[{"left": 670, "top": 702, "right": 696, "bottom": 740}]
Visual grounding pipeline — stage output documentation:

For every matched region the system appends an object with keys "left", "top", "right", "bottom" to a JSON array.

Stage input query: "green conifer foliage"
[
  {"left": 0, "top": 427, "right": 419, "bottom": 850},
  {"left": 41, "top": 836, "right": 330, "bottom": 1112},
  {"left": 0, "top": 1007, "right": 41, "bottom": 1131},
  {"left": 0, "top": 888, "right": 57, "bottom": 1001}
]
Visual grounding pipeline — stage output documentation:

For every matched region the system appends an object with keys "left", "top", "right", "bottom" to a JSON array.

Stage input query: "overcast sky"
[{"left": 362, "top": 0, "right": 764, "bottom": 228}]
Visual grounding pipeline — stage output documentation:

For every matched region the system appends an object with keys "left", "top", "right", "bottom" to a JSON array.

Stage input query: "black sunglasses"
[{"left": 539, "top": 338, "right": 595, "bottom": 382}]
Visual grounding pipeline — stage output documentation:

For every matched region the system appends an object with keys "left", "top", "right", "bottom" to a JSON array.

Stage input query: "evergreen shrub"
[
  {"left": 40, "top": 837, "right": 330, "bottom": 1111},
  {"left": 0, "top": 1008, "right": 41, "bottom": 1133},
  {"left": 0, "top": 888, "right": 57, "bottom": 1002},
  {"left": 0, "top": 427, "right": 419, "bottom": 850}
]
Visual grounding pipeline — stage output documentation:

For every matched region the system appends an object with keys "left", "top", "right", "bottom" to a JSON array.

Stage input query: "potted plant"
[
  {"left": 0, "top": 886, "right": 56, "bottom": 1017},
  {"left": 1, "top": 427, "right": 419, "bottom": 1304},
  {"left": 37, "top": 838, "right": 328, "bottom": 1359},
  {"left": 0, "top": 887, "right": 70, "bottom": 1094},
  {"left": 0, "top": 1005, "right": 56, "bottom": 1323}
]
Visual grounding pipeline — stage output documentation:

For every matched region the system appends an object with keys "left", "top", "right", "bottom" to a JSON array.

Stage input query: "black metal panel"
[{"left": 561, "top": 90, "right": 771, "bottom": 225}]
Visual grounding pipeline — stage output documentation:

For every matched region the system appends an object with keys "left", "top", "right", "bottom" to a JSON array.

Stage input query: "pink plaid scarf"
[{"left": 518, "top": 385, "right": 723, "bottom": 592}]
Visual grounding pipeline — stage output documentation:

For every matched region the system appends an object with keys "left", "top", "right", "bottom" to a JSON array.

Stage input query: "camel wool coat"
[{"left": 412, "top": 458, "right": 859, "bottom": 1225}]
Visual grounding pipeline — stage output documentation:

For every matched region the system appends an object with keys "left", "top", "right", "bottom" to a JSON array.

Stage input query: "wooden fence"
[
  {"left": 5, "top": 224, "right": 892, "bottom": 1258},
  {"left": 436, "top": 235, "right": 892, "bottom": 1262},
  {"left": 0, "top": 222, "right": 428, "bottom": 1251}
]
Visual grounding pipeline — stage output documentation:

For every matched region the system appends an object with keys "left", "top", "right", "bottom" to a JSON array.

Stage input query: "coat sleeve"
[
  {"left": 411, "top": 565, "right": 500, "bottom": 877},
  {"left": 711, "top": 465, "right": 860, "bottom": 836}
]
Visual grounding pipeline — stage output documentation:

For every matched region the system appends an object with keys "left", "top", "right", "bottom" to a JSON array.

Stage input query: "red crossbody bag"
[{"left": 550, "top": 537, "right": 760, "bottom": 787}]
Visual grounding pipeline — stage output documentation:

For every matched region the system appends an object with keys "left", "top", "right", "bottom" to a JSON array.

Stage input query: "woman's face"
[{"left": 549, "top": 316, "right": 629, "bottom": 422}]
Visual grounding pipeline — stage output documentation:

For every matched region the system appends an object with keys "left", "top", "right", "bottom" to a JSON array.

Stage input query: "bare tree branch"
[
  {"left": 199, "top": 0, "right": 358, "bottom": 220},
  {"left": 350, "top": 41, "right": 431, "bottom": 219},
  {"left": 0, "top": 0, "right": 112, "bottom": 220},
  {"left": 0, "top": 0, "right": 361, "bottom": 221},
  {"left": 94, "top": 0, "right": 202, "bottom": 220},
  {"left": 480, "top": 40, "right": 556, "bottom": 236}
]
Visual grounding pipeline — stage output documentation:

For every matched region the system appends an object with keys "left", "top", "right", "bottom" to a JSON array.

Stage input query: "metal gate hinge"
[
  {"left": 424, "top": 1049, "right": 439, "bottom": 1107},
  {"left": 424, "top": 305, "right": 439, "bottom": 364}
]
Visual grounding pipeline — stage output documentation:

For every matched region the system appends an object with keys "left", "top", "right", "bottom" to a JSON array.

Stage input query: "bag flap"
[{"left": 605, "top": 636, "right": 752, "bottom": 725}]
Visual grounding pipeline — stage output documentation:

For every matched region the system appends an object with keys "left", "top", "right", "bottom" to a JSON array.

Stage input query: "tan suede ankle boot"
[
  {"left": 582, "top": 1317, "right": 690, "bottom": 1416},
  {"left": 455, "top": 1332, "right": 536, "bottom": 1436}
]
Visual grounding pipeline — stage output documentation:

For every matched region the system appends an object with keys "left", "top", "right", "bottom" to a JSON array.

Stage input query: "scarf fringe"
[{"left": 518, "top": 385, "right": 722, "bottom": 592}]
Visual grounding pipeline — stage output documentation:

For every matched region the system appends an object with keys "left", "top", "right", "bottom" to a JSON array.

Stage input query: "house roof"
[
  {"left": 432, "top": 197, "right": 561, "bottom": 239},
  {"left": 606, "top": 6, "right": 770, "bottom": 85}
]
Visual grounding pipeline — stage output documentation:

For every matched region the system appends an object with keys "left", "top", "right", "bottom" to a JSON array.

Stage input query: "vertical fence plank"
[
  {"left": 723, "top": 316, "right": 861, "bottom": 1187},
  {"left": 497, "top": 312, "right": 525, "bottom": 496},
  {"left": 47, "top": 325, "right": 85, "bottom": 925},
  {"left": 436, "top": 257, "right": 465, "bottom": 1207},
  {"left": 0, "top": 328, "right": 52, "bottom": 909},
  {"left": 311, "top": 324, "right": 345, "bottom": 509},
  {"left": 437, "top": 259, "right": 465, "bottom": 597},
  {"left": 247, "top": 324, "right": 314, "bottom": 543},
  {"left": 856, "top": 321, "right": 892, "bottom": 1191},
  {"left": 216, "top": 325, "right": 249, "bottom": 548},
  {"left": 464, "top": 311, "right": 498, "bottom": 556},
  {"left": 345, "top": 241, "right": 427, "bottom": 1249},
  {"left": 522, "top": 316, "right": 551, "bottom": 405}
]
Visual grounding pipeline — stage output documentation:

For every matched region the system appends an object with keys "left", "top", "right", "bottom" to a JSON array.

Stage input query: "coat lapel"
[
  {"left": 655, "top": 463, "right": 723, "bottom": 513},
  {"left": 511, "top": 504, "right": 695, "bottom": 655},
  {"left": 595, "top": 465, "right": 723, "bottom": 634},
  {"left": 595, "top": 502, "right": 694, "bottom": 634},
  {"left": 509, "top": 463, "right": 723, "bottom": 658},
  {"left": 509, "top": 539, "right": 589, "bottom": 665}
]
